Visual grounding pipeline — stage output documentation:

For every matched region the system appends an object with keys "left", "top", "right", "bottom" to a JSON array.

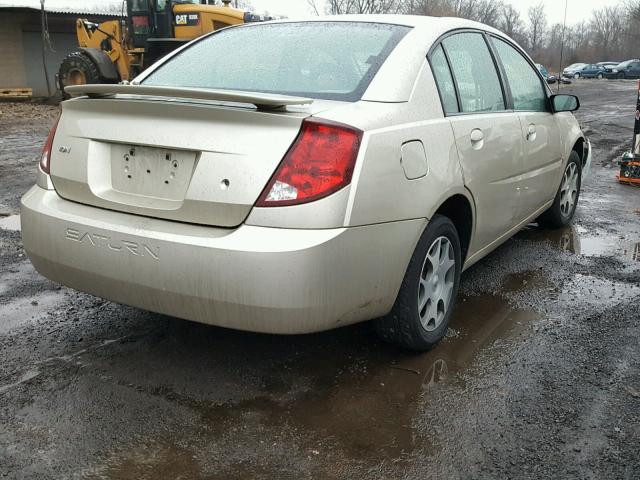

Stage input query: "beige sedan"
[{"left": 21, "top": 16, "right": 591, "bottom": 350}]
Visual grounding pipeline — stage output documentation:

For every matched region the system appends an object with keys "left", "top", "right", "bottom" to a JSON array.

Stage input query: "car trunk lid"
[{"left": 49, "top": 93, "right": 330, "bottom": 227}]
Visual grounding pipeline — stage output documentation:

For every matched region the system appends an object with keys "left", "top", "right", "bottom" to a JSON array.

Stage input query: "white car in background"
[
  {"left": 21, "top": 16, "right": 591, "bottom": 350},
  {"left": 562, "top": 63, "right": 586, "bottom": 77}
]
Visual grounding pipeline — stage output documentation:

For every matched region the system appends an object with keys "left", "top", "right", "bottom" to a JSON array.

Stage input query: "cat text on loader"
[{"left": 57, "top": 0, "right": 266, "bottom": 96}]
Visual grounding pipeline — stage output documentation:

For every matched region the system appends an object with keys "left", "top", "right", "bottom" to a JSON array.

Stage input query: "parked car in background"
[
  {"left": 21, "top": 16, "right": 591, "bottom": 351},
  {"left": 603, "top": 59, "right": 640, "bottom": 79},
  {"left": 562, "top": 63, "right": 586, "bottom": 77},
  {"left": 597, "top": 61, "right": 620, "bottom": 68},
  {"left": 565, "top": 64, "right": 606, "bottom": 79},
  {"left": 536, "top": 63, "right": 557, "bottom": 84}
]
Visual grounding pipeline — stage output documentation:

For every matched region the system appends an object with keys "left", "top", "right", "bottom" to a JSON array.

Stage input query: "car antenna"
[{"left": 557, "top": 0, "right": 568, "bottom": 93}]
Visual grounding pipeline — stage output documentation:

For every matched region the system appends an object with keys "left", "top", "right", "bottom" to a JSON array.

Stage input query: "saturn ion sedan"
[{"left": 21, "top": 16, "right": 591, "bottom": 351}]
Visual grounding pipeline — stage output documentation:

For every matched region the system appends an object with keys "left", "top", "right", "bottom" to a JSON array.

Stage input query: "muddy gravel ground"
[{"left": 1, "top": 81, "right": 639, "bottom": 480}]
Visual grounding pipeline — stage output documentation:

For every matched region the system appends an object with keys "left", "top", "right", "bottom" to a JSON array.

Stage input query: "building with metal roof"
[
  {"left": 0, "top": 0, "right": 125, "bottom": 16},
  {"left": 0, "top": 1, "right": 123, "bottom": 97}
]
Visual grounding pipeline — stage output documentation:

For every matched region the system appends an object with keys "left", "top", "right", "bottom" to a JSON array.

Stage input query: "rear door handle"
[
  {"left": 527, "top": 124, "right": 537, "bottom": 141},
  {"left": 470, "top": 128, "right": 484, "bottom": 142},
  {"left": 470, "top": 128, "right": 484, "bottom": 149}
]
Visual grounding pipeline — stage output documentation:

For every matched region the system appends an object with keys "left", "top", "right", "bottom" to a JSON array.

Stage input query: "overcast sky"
[{"left": 249, "top": 0, "right": 622, "bottom": 25}]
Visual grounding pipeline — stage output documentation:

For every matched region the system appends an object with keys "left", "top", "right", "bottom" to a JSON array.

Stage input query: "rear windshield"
[{"left": 142, "top": 21, "right": 411, "bottom": 102}]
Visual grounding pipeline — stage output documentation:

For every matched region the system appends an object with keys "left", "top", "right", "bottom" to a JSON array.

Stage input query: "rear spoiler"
[{"left": 64, "top": 84, "right": 314, "bottom": 110}]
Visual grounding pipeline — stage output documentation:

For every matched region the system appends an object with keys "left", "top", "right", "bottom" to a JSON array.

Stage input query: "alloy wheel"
[
  {"left": 560, "top": 162, "right": 579, "bottom": 218},
  {"left": 417, "top": 236, "right": 456, "bottom": 332}
]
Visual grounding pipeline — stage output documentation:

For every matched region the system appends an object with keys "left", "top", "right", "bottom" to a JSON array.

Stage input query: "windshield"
[{"left": 142, "top": 22, "right": 411, "bottom": 102}]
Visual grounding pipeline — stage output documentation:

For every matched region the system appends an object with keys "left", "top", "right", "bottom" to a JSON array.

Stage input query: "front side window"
[
  {"left": 442, "top": 32, "right": 505, "bottom": 113},
  {"left": 143, "top": 22, "right": 411, "bottom": 102},
  {"left": 491, "top": 37, "right": 547, "bottom": 112},
  {"left": 429, "top": 44, "right": 458, "bottom": 114}
]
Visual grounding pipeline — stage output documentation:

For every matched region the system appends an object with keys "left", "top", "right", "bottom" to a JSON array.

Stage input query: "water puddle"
[
  {"left": 89, "top": 293, "right": 538, "bottom": 479},
  {"left": 560, "top": 273, "right": 639, "bottom": 310},
  {"left": 517, "top": 224, "right": 639, "bottom": 261},
  {"left": 0, "top": 290, "right": 66, "bottom": 334},
  {"left": 0, "top": 214, "right": 20, "bottom": 231}
]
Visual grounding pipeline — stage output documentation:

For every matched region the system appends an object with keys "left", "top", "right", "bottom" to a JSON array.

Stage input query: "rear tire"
[
  {"left": 58, "top": 51, "right": 103, "bottom": 99},
  {"left": 597, "top": 73, "right": 603, "bottom": 79},
  {"left": 537, "top": 151, "right": 582, "bottom": 229},
  {"left": 375, "top": 215, "right": 462, "bottom": 351}
]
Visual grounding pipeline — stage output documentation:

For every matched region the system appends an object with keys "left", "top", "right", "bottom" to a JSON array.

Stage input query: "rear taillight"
[
  {"left": 256, "top": 118, "right": 362, "bottom": 207},
  {"left": 40, "top": 114, "right": 60, "bottom": 174}
]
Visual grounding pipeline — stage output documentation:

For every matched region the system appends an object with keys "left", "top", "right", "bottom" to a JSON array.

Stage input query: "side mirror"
[{"left": 551, "top": 94, "right": 580, "bottom": 113}]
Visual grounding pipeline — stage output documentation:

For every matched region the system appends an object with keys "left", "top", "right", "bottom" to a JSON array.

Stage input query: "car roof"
[
  {"left": 271, "top": 15, "right": 508, "bottom": 103},
  {"left": 267, "top": 14, "right": 502, "bottom": 37}
]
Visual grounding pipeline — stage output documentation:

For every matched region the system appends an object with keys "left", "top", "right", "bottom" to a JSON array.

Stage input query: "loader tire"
[{"left": 58, "top": 51, "right": 102, "bottom": 99}]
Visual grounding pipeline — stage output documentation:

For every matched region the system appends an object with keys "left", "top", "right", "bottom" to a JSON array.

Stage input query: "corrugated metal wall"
[
  {"left": 0, "top": 9, "right": 118, "bottom": 97},
  {"left": 22, "top": 30, "right": 77, "bottom": 96},
  {"left": 0, "top": 12, "right": 28, "bottom": 89}
]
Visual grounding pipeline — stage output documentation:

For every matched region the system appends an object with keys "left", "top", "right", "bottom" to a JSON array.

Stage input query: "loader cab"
[
  {"left": 128, "top": 0, "right": 203, "bottom": 45},
  {"left": 127, "top": 0, "right": 153, "bottom": 48},
  {"left": 127, "top": 0, "right": 201, "bottom": 65}
]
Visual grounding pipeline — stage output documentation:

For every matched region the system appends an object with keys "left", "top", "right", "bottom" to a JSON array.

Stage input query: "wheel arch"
[
  {"left": 430, "top": 190, "right": 475, "bottom": 265},
  {"left": 571, "top": 136, "right": 587, "bottom": 169}
]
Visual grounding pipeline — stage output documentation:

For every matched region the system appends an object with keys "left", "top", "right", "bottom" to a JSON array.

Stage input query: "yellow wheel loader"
[{"left": 58, "top": 0, "right": 267, "bottom": 94}]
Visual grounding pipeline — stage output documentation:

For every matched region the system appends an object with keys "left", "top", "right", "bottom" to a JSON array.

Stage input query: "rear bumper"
[{"left": 20, "top": 186, "right": 424, "bottom": 334}]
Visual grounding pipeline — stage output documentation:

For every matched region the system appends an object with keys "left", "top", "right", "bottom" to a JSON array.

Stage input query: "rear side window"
[
  {"left": 491, "top": 37, "right": 547, "bottom": 112},
  {"left": 430, "top": 44, "right": 458, "bottom": 114},
  {"left": 442, "top": 33, "right": 505, "bottom": 113},
  {"left": 143, "top": 22, "right": 411, "bottom": 102}
]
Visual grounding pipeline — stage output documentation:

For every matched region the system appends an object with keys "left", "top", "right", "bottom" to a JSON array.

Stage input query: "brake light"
[
  {"left": 40, "top": 114, "right": 60, "bottom": 174},
  {"left": 256, "top": 118, "right": 362, "bottom": 207}
]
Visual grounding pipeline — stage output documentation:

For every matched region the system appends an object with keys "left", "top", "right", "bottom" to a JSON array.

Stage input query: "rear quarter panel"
[{"left": 318, "top": 60, "right": 468, "bottom": 228}]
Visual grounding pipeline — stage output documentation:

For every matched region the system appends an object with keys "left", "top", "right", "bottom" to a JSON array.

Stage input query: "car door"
[
  {"left": 630, "top": 62, "right": 640, "bottom": 78},
  {"left": 490, "top": 36, "right": 563, "bottom": 221},
  {"left": 437, "top": 32, "right": 524, "bottom": 252}
]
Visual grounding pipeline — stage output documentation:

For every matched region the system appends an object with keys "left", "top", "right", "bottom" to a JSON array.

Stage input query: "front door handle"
[{"left": 526, "top": 124, "right": 537, "bottom": 141}]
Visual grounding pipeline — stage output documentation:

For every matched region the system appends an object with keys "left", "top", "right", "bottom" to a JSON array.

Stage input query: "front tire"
[
  {"left": 597, "top": 73, "right": 603, "bottom": 79},
  {"left": 375, "top": 215, "right": 462, "bottom": 351},
  {"left": 537, "top": 151, "right": 582, "bottom": 229},
  {"left": 574, "top": 73, "right": 580, "bottom": 79}
]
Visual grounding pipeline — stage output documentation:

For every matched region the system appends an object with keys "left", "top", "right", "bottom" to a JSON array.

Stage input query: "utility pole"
[
  {"left": 40, "top": 0, "right": 52, "bottom": 97},
  {"left": 557, "top": 0, "right": 568, "bottom": 93}
]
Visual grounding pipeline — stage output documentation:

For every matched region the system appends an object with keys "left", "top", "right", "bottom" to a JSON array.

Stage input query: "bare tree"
[
  {"left": 474, "top": 0, "right": 503, "bottom": 28},
  {"left": 527, "top": 3, "right": 547, "bottom": 54},
  {"left": 321, "top": 0, "right": 640, "bottom": 69},
  {"left": 325, "top": 0, "right": 404, "bottom": 14},
  {"left": 306, "top": 0, "right": 321, "bottom": 15},
  {"left": 500, "top": 4, "right": 521, "bottom": 38},
  {"left": 590, "top": 6, "right": 624, "bottom": 59},
  {"left": 402, "top": 0, "right": 455, "bottom": 16}
]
